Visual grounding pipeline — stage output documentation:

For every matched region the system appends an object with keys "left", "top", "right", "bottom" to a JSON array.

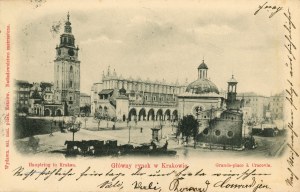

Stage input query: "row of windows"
[
  {"left": 18, "top": 87, "right": 30, "bottom": 91},
  {"left": 18, "top": 100, "right": 28, "bottom": 104},
  {"left": 222, "top": 116, "right": 238, "bottom": 120},
  {"left": 202, "top": 128, "right": 234, "bottom": 138},
  {"left": 19, "top": 94, "right": 29, "bottom": 98},
  {"left": 145, "top": 95, "right": 176, "bottom": 102},
  {"left": 44, "top": 95, "right": 52, "bottom": 99},
  {"left": 61, "top": 37, "right": 74, "bottom": 45},
  {"left": 104, "top": 80, "right": 184, "bottom": 94}
]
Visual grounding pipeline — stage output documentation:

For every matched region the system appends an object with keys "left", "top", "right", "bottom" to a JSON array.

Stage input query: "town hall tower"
[{"left": 54, "top": 13, "right": 80, "bottom": 115}]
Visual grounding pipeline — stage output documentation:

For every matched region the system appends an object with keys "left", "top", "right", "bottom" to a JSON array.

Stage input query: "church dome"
[{"left": 186, "top": 78, "right": 219, "bottom": 94}]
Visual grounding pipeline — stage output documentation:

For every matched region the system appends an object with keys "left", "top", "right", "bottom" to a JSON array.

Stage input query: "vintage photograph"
[
  {"left": 1, "top": 1, "right": 299, "bottom": 191},
  {"left": 13, "top": 2, "right": 288, "bottom": 159}
]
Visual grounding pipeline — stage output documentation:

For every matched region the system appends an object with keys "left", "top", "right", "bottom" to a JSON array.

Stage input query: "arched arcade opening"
[
  {"left": 138, "top": 108, "right": 146, "bottom": 121},
  {"left": 128, "top": 108, "right": 137, "bottom": 121},
  {"left": 147, "top": 108, "right": 155, "bottom": 121}
]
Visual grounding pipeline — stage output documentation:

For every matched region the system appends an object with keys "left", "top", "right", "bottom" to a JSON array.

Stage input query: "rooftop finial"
[
  {"left": 107, "top": 65, "right": 110, "bottom": 76},
  {"left": 202, "top": 56, "right": 204, "bottom": 63},
  {"left": 67, "top": 11, "right": 70, "bottom": 22}
]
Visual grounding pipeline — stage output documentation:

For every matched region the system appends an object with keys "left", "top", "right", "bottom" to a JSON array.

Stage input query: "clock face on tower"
[{"left": 68, "top": 48, "right": 75, "bottom": 56}]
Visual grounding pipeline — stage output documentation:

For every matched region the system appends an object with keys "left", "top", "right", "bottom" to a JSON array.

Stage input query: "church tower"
[
  {"left": 227, "top": 75, "right": 238, "bottom": 102},
  {"left": 54, "top": 12, "right": 80, "bottom": 115}
]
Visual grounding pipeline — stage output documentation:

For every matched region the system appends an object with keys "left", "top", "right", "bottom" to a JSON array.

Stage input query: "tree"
[
  {"left": 80, "top": 105, "right": 91, "bottom": 116},
  {"left": 178, "top": 115, "right": 199, "bottom": 147},
  {"left": 66, "top": 116, "right": 82, "bottom": 141},
  {"left": 94, "top": 110, "right": 104, "bottom": 131}
]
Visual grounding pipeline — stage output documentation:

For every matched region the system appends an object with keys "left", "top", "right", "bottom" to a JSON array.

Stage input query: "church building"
[
  {"left": 177, "top": 60, "right": 226, "bottom": 131},
  {"left": 178, "top": 60, "right": 244, "bottom": 148}
]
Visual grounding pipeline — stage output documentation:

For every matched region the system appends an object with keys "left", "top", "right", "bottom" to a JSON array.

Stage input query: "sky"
[{"left": 13, "top": 0, "right": 287, "bottom": 96}]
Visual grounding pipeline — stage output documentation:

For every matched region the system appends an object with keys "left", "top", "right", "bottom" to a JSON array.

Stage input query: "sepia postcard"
[{"left": 0, "top": 0, "right": 299, "bottom": 191}]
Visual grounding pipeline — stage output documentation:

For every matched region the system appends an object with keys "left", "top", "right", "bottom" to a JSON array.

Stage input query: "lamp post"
[
  {"left": 160, "top": 116, "right": 163, "bottom": 139},
  {"left": 128, "top": 126, "right": 131, "bottom": 143},
  {"left": 49, "top": 117, "right": 54, "bottom": 136},
  {"left": 134, "top": 116, "right": 137, "bottom": 127},
  {"left": 209, "top": 105, "right": 214, "bottom": 151}
]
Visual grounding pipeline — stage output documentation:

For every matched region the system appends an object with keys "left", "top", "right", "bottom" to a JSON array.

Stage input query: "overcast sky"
[{"left": 14, "top": 0, "right": 287, "bottom": 96}]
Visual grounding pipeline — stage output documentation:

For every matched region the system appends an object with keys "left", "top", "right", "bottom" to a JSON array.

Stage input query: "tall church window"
[
  {"left": 70, "top": 81, "right": 73, "bottom": 87},
  {"left": 70, "top": 66, "right": 73, "bottom": 73}
]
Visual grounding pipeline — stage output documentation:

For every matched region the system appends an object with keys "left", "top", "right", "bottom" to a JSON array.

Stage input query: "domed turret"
[
  {"left": 198, "top": 60, "right": 208, "bottom": 79},
  {"left": 228, "top": 75, "right": 238, "bottom": 84},
  {"left": 186, "top": 60, "right": 219, "bottom": 94},
  {"left": 198, "top": 60, "right": 208, "bottom": 69}
]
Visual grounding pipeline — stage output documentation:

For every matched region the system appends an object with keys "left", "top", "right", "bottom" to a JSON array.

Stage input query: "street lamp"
[
  {"left": 128, "top": 126, "right": 131, "bottom": 143},
  {"left": 49, "top": 117, "right": 54, "bottom": 136},
  {"left": 209, "top": 105, "right": 214, "bottom": 151},
  {"left": 160, "top": 116, "right": 163, "bottom": 139}
]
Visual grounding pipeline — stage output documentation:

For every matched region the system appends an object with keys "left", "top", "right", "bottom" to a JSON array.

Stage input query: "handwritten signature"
[{"left": 254, "top": 2, "right": 283, "bottom": 18}]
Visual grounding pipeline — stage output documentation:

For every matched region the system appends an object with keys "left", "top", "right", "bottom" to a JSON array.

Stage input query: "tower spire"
[
  {"left": 64, "top": 12, "right": 72, "bottom": 33},
  {"left": 67, "top": 11, "right": 70, "bottom": 22}
]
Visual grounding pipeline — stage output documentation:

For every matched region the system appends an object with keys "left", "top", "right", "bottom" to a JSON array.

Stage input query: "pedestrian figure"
[
  {"left": 151, "top": 141, "right": 157, "bottom": 150},
  {"left": 163, "top": 140, "right": 168, "bottom": 150},
  {"left": 140, "top": 127, "right": 143, "bottom": 133}
]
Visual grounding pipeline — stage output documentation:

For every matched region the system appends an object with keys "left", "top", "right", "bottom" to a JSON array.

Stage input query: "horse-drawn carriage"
[{"left": 64, "top": 139, "right": 176, "bottom": 157}]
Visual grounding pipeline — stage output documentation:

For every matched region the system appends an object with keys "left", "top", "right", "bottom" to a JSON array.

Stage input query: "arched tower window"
[{"left": 70, "top": 66, "right": 73, "bottom": 73}]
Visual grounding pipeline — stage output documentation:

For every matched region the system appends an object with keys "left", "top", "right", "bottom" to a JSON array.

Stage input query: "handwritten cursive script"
[
  {"left": 254, "top": 1, "right": 283, "bottom": 18},
  {"left": 132, "top": 181, "right": 162, "bottom": 191},
  {"left": 283, "top": 8, "right": 299, "bottom": 188},
  {"left": 11, "top": 166, "right": 274, "bottom": 191},
  {"left": 169, "top": 177, "right": 210, "bottom": 192},
  {"left": 12, "top": 166, "right": 75, "bottom": 181}
]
